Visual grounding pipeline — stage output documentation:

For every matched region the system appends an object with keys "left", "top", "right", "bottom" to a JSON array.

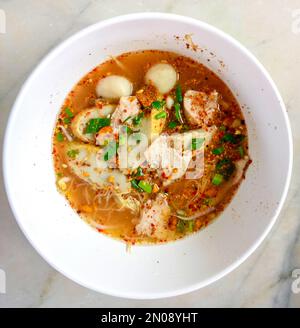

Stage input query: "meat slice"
[
  {"left": 111, "top": 96, "right": 140, "bottom": 127},
  {"left": 183, "top": 90, "right": 219, "bottom": 127},
  {"left": 65, "top": 143, "right": 130, "bottom": 193},
  {"left": 135, "top": 193, "right": 171, "bottom": 239},
  {"left": 143, "top": 128, "right": 216, "bottom": 185}
]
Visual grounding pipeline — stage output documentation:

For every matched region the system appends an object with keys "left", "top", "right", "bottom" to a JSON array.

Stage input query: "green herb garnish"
[
  {"left": 212, "top": 173, "right": 224, "bottom": 185},
  {"left": 174, "top": 102, "right": 184, "bottom": 124},
  {"left": 216, "top": 158, "right": 235, "bottom": 180},
  {"left": 222, "top": 133, "right": 245, "bottom": 144},
  {"left": 187, "top": 220, "right": 195, "bottom": 232},
  {"left": 123, "top": 126, "right": 133, "bottom": 134},
  {"left": 175, "top": 84, "right": 183, "bottom": 103},
  {"left": 63, "top": 117, "right": 71, "bottom": 124},
  {"left": 192, "top": 137, "right": 205, "bottom": 150},
  {"left": 168, "top": 121, "right": 178, "bottom": 129},
  {"left": 67, "top": 149, "right": 79, "bottom": 159},
  {"left": 56, "top": 132, "right": 64, "bottom": 142},
  {"left": 237, "top": 145, "right": 245, "bottom": 157},
  {"left": 212, "top": 146, "right": 224, "bottom": 155},
  {"left": 85, "top": 118, "right": 111, "bottom": 134},
  {"left": 212, "top": 173, "right": 223, "bottom": 186},
  {"left": 65, "top": 107, "right": 74, "bottom": 118},
  {"left": 103, "top": 141, "right": 118, "bottom": 161},
  {"left": 152, "top": 100, "right": 166, "bottom": 109},
  {"left": 135, "top": 166, "right": 144, "bottom": 177},
  {"left": 155, "top": 111, "right": 167, "bottom": 119},
  {"left": 132, "top": 112, "right": 144, "bottom": 126},
  {"left": 176, "top": 219, "right": 185, "bottom": 233},
  {"left": 138, "top": 180, "right": 152, "bottom": 193},
  {"left": 131, "top": 179, "right": 142, "bottom": 191}
]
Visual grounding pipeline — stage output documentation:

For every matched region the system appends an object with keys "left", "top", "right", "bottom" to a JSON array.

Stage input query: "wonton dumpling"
[
  {"left": 145, "top": 63, "right": 177, "bottom": 94},
  {"left": 96, "top": 75, "right": 133, "bottom": 99}
]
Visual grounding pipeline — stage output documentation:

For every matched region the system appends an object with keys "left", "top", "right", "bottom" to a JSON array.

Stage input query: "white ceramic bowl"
[{"left": 3, "top": 13, "right": 292, "bottom": 299}]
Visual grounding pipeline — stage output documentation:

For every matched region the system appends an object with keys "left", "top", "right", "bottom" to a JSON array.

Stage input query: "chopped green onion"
[
  {"left": 216, "top": 158, "right": 230, "bottom": 171},
  {"left": 238, "top": 145, "right": 245, "bottom": 157},
  {"left": 187, "top": 220, "right": 195, "bottom": 232},
  {"left": 56, "top": 132, "right": 64, "bottom": 142},
  {"left": 65, "top": 107, "right": 74, "bottom": 118},
  {"left": 103, "top": 141, "right": 118, "bottom": 161},
  {"left": 212, "top": 146, "right": 224, "bottom": 155},
  {"left": 219, "top": 125, "right": 226, "bottom": 131},
  {"left": 152, "top": 100, "right": 166, "bottom": 109},
  {"left": 63, "top": 117, "right": 71, "bottom": 124},
  {"left": 174, "top": 102, "right": 184, "bottom": 124},
  {"left": 132, "top": 112, "right": 144, "bottom": 126},
  {"left": 168, "top": 121, "right": 178, "bottom": 129},
  {"left": 135, "top": 166, "right": 144, "bottom": 177},
  {"left": 138, "top": 180, "right": 152, "bottom": 193},
  {"left": 192, "top": 137, "right": 205, "bottom": 150},
  {"left": 212, "top": 173, "right": 224, "bottom": 185},
  {"left": 131, "top": 179, "right": 142, "bottom": 191},
  {"left": 222, "top": 133, "right": 245, "bottom": 144},
  {"left": 221, "top": 133, "right": 235, "bottom": 143},
  {"left": 67, "top": 149, "right": 79, "bottom": 159},
  {"left": 216, "top": 158, "right": 235, "bottom": 180},
  {"left": 175, "top": 84, "right": 183, "bottom": 103},
  {"left": 85, "top": 118, "right": 111, "bottom": 134},
  {"left": 176, "top": 219, "right": 185, "bottom": 233},
  {"left": 56, "top": 172, "right": 63, "bottom": 178},
  {"left": 123, "top": 126, "right": 133, "bottom": 134},
  {"left": 155, "top": 111, "right": 167, "bottom": 119}
]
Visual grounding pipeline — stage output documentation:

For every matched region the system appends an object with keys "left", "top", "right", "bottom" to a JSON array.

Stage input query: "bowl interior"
[{"left": 3, "top": 14, "right": 292, "bottom": 299}]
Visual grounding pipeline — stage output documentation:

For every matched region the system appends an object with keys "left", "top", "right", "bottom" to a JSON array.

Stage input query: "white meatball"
[
  {"left": 96, "top": 75, "right": 133, "bottom": 99},
  {"left": 145, "top": 63, "right": 177, "bottom": 94}
]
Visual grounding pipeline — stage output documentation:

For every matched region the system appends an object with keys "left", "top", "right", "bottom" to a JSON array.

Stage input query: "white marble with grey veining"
[{"left": 0, "top": 0, "right": 299, "bottom": 308}]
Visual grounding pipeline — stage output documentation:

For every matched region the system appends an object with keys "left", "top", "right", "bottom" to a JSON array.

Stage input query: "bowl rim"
[{"left": 2, "top": 12, "right": 293, "bottom": 299}]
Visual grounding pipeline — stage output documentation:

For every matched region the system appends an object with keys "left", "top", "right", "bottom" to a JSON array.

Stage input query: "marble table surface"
[{"left": 0, "top": 0, "right": 300, "bottom": 308}]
